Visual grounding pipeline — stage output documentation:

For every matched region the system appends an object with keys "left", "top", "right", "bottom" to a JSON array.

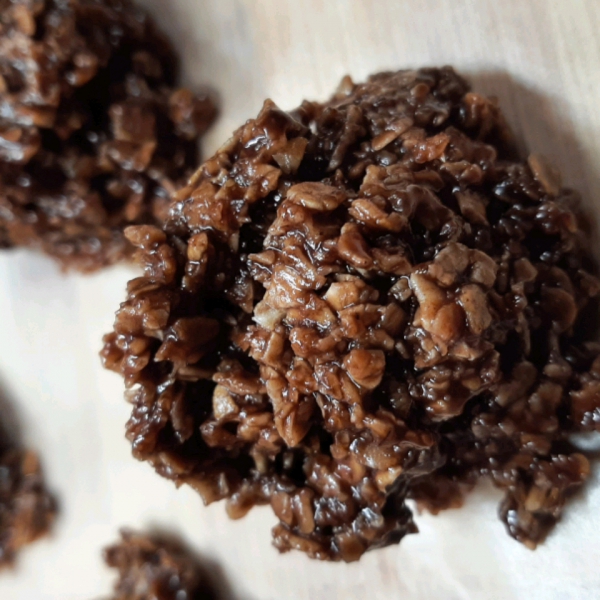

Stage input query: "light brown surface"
[{"left": 0, "top": 1, "right": 599, "bottom": 598}]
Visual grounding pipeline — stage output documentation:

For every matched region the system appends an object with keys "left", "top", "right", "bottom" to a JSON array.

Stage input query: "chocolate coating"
[
  {"left": 103, "top": 67, "right": 600, "bottom": 560},
  {"left": 104, "top": 530, "right": 218, "bottom": 600},
  {"left": 0, "top": 0, "right": 216, "bottom": 270},
  {"left": 0, "top": 444, "right": 55, "bottom": 568}
]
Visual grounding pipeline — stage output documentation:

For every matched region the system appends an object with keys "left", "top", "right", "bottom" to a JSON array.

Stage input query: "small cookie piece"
[
  {"left": 103, "top": 530, "right": 218, "bottom": 600},
  {"left": 0, "top": 0, "right": 216, "bottom": 271},
  {"left": 0, "top": 447, "right": 56, "bottom": 567}
]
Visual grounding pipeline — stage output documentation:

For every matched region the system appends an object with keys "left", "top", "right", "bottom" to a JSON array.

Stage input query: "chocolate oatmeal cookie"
[
  {"left": 0, "top": 0, "right": 216, "bottom": 271},
  {"left": 103, "top": 530, "right": 218, "bottom": 600},
  {"left": 102, "top": 67, "right": 600, "bottom": 560},
  {"left": 0, "top": 429, "right": 55, "bottom": 567}
]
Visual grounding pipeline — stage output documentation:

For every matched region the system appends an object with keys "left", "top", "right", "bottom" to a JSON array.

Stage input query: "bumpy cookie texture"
[
  {"left": 102, "top": 67, "right": 600, "bottom": 561},
  {"left": 0, "top": 439, "right": 56, "bottom": 567},
  {"left": 104, "top": 530, "right": 218, "bottom": 600},
  {"left": 0, "top": 0, "right": 216, "bottom": 271}
]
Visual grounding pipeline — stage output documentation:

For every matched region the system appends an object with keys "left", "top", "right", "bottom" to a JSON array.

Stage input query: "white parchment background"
[{"left": 1, "top": 1, "right": 599, "bottom": 598}]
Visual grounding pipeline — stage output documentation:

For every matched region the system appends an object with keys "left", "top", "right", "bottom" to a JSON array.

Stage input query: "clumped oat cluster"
[
  {"left": 0, "top": 0, "right": 215, "bottom": 271},
  {"left": 104, "top": 530, "right": 218, "bottom": 600},
  {"left": 0, "top": 436, "right": 56, "bottom": 567},
  {"left": 103, "top": 67, "right": 600, "bottom": 561}
]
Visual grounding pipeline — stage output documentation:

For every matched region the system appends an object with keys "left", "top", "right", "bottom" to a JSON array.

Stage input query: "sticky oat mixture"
[
  {"left": 0, "top": 0, "right": 216, "bottom": 271},
  {"left": 104, "top": 530, "right": 218, "bottom": 600},
  {"left": 103, "top": 67, "right": 600, "bottom": 561},
  {"left": 0, "top": 435, "right": 55, "bottom": 567}
]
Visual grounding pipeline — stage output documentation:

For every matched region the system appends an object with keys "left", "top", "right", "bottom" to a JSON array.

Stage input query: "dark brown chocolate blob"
[
  {"left": 102, "top": 67, "right": 600, "bottom": 561},
  {"left": 0, "top": 422, "right": 56, "bottom": 567},
  {"left": 0, "top": 0, "right": 216, "bottom": 271},
  {"left": 103, "top": 530, "right": 219, "bottom": 600}
]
